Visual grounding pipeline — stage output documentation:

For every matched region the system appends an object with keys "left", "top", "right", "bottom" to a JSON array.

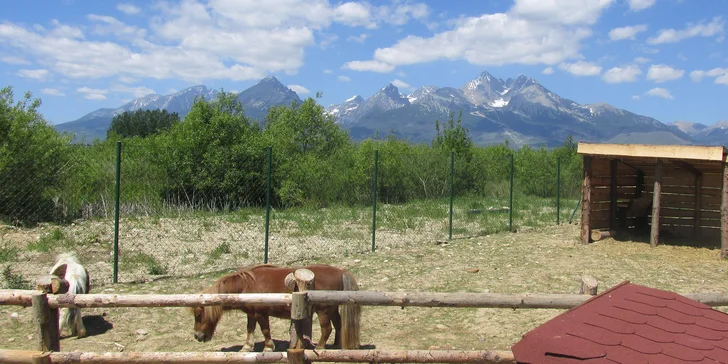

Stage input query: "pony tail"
[{"left": 340, "top": 271, "right": 361, "bottom": 349}]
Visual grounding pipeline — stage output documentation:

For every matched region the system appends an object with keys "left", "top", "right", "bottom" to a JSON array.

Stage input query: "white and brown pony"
[{"left": 49, "top": 252, "right": 90, "bottom": 338}]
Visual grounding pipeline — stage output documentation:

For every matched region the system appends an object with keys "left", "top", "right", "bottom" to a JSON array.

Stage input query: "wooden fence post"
[
  {"left": 579, "top": 275, "right": 599, "bottom": 296},
  {"left": 31, "top": 292, "right": 59, "bottom": 352},
  {"left": 287, "top": 269, "right": 315, "bottom": 364}
]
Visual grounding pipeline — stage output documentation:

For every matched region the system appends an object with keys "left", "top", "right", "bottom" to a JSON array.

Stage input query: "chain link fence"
[{"left": 1, "top": 141, "right": 582, "bottom": 287}]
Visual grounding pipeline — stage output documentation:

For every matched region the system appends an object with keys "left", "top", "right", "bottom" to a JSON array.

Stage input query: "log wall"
[{"left": 588, "top": 157, "right": 723, "bottom": 240}]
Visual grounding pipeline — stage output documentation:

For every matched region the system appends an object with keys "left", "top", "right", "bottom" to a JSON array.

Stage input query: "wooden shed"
[{"left": 577, "top": 142, "right": 728, "bottom": 256}]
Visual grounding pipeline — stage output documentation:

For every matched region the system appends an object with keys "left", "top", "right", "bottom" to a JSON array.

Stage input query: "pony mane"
[{"left": 196, "top": 264, "right": 277, "bottom": 322}]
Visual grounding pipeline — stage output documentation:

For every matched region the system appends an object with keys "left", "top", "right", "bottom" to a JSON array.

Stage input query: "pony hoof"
[
  {"left": 240, "top": 345, "right": 253, "bottom": 352},
  {"left": 77, "top": 331, "right": 87, "bottom": 338},
  {"left": 263, "top": 346, "right": 274, "bottom": 352}
]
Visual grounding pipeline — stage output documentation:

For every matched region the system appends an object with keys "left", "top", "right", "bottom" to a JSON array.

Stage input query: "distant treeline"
[{"left": 0, "top": 86, "right": 583, "bottom": 224}]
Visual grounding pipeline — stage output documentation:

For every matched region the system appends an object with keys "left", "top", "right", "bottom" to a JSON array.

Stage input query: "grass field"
[{"left": 6, "top": 195, "right": 727, "bottom": 354}]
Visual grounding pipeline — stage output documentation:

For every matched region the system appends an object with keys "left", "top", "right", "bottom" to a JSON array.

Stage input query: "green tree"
[
  {"left": 107, "top": 109, "right": 180, "bottom": 139},
  {"left": 433, "top": 110, "right": 473, "bottom": 157},
  {"left": 0, "top": 86, "right": 75, "bottom": 223},
  {"left": 160, "top": 91, "right": 265, "bottom": 209}
]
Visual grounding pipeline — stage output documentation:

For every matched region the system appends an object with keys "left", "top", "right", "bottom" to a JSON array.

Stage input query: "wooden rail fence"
[{"left": 2, "top": 273, "right": 728, "bottom": 363}]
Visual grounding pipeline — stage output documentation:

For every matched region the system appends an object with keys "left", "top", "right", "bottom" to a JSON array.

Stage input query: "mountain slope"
[
  {"left": 325, "top": 71, "right": 695, "bottom": 147},
  {"left": 55, "top": 77, "right": 301, "bottom": 142},
  {"left": 671, "top": 121, "right": 728, "bottom": 146}
]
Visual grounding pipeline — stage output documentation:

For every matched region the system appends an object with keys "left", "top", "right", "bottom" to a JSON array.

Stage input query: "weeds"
[{"left": 1, "top": 266, "right": 31, "bottom": 289}]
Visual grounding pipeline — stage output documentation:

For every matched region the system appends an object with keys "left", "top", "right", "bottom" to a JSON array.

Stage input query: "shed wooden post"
[
  {"left": 721, "top": 162, "right": 728, "bottom": 258},
  {"left": 695, "top": 174, "right": 702, "bottom": 238},
  {"left": 31, "top": 293, "right": 59, "bottom": 352},
  {"left": 581, "top": 156, "right": 592, "bottom": 244},
  {"left": 610, "top": 159, "right": 618, "bottom": 230},
  {"left": 650, "top": 159, "right": 663, "bottom": 248}
]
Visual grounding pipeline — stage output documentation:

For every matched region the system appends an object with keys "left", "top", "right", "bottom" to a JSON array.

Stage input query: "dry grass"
[{"left": 2, "top": 223, "right": 727, "bottom": 354}]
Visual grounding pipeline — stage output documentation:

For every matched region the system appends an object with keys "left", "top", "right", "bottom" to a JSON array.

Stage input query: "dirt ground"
[{"left": 2, "top": 223, "right": 728, "bottom": 354}]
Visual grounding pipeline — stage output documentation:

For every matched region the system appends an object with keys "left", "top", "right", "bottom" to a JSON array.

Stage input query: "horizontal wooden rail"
[
  {"left": 0, "top": 349, "right": 516, "bottom": 364},
  {"left": 3, "top": 289, "right": 728, "bottom": 309},
  {"left": 0, "top": 290, "right": 291, "bottom": 308}
]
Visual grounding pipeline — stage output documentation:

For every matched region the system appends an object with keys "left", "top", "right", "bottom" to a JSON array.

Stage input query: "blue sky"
[{"left": 1, "top": 0, "right": 726, "bottom": 126}]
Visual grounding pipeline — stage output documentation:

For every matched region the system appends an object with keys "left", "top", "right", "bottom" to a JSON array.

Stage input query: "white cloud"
[
  {"left": 0, "top": 56, "right": 30, "bottom": 65},
  {"left": 118, "top": 76, "right": 137, "bottom": 84},
  {"left": 717, "top": 74, "right": 728, "bottom": 85},
  {"left": 0, "top": 1, "right": 430, "bottom": 84},
  {"left": 288, "top": 84, "right": 310, "bottom": 94},
  {"left": 347, "top": 33, "right": 369, "bottom": 43},
  {"left": 634, "top": 57, "right": 651, "bottom": 64},
  {"left": 627, "top": 0, "right": 655, "bottom": 11},
  {"left": 167, "top": 88, "right": 179, "bottom": 94},
  {"left": 646, "top": 87, "right": 674, "bottom": 99},
  {"left": 646, "top": 64, "right": 684, "bottom": 83},
  {"left": 17, "top": 69, "right": 49, "bottom": 80},
  {"left": 110, "top": 84, "right": 156, "bottom": 98},
  {"left": 631, "top": 95, "right": 641, "bottom": 100},
  {"left": 342, "top": 60, "right": 395, "bottom": 73},
  {"left": 608, "top": 24, "right": 647, "bottom": 41},
  {"left": 41, "top": 88, "right": 65, "bottom": 96},
  {"left": 87, "top": 14, "right": 147, "bottom": 39},
  {"left": 647, "top": 16, "right": 725, "bottom": 44},
  {"left": 690, "top": 68, "right": 728, "bottom": 83},
  {"left": 602, "top": 64, "right": 641, "bottom": 83},
  {"left": 542, "top": 67, "right": 555, "bottom": 75},
  {"left": 344, "top": 0, "right": 610, "bottom": 73},
  {"left": 397, "top": 71, "right": 406, "bottom": 77},
  {"left": 77, "top": 87, "right": 108, "bottom": 100},
  {"left": 510, "top": 0, "right": 614, "bottom": 25},
  {"left": 677, "top": 53, "right": 688, "bottom": 61},
  {"left": 323, "top": 69, "right": 334, "bottom": 74},
  {"left": 391, "top": 79, "right": 412, "bottom": 90},
  {"left": 558, "top": 61, "right": 602, "bottom": 76},
  {"left": 117, "top": 3, "right": 141, "bottom": 15},
  {"left": 337, "top": 75, "right": 351, "bottom": 82}
]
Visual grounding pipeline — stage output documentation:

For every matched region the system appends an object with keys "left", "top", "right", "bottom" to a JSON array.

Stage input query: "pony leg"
[
  {"left": 316, "top": 310, "right": 333, "bottom": 349},
  {"left": 75, "top": 309, "right": 87, "bottom": 338},
  {"left": 330, "top": 308, "right": 343, "bottom": 349},
  {"left": 255, "top": 315, "right": 275, "bottom": 352},
  {"left": 241, "top": 315, "right": 256, "bottom": 352}
]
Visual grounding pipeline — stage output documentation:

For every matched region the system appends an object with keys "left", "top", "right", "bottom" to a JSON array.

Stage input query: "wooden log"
[
  {"left": 289, "top": 269, "right": 315, "bottom": 350},
  {"left": 651, "top": 159, "right": 663, "bottom": 248},
  {"left": 581, "top": 156, "right": 592, "bottom": 244},
  {"left": 31, "top": 293, "right": 59, "bottom": 352},
  {"left": 287, "top": 349, "right": 307, "bottom": 364},
  {"left": 610, "top": 159, "right": 618, "bottom": 229},
  {"left": 0, "top": 349, "right": 517, "bottom": 364},
  {"left": 0, "top": 350, "right": 289, "bottom": 363},
  {"left": 303, "top": 349, "right": 516, "bottom": 363},
  {"left": 579, "top": 276, "right": 599, "bottom": 296},
  {"left": 722, "top": 162, "right": 728, "bottom": 259},
  {"left": 0, "top": 291, "right": 292, "bottom": 308},
  {"left": 35, "top": 275, "right": 69, "bottom": 294},
  {"left": 590, "top": 230, "right": 616, "bottom": 242}
]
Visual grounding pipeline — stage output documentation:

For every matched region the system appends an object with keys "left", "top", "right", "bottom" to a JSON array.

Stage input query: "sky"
[{"left": 1, "top": 0, "right": 727, "bottom": 126}]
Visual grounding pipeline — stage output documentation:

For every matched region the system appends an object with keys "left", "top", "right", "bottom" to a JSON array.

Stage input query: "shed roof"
[
  {"left": 511, "top": 281, "right": 728, "bottom": 363},
  {"left": 577, "top": 142, "right": 728, "bottom": 163}
]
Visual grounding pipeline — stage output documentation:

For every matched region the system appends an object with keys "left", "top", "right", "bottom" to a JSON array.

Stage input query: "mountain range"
[{"left": 54, "top": 72, "right": 727, "bottom": 148}]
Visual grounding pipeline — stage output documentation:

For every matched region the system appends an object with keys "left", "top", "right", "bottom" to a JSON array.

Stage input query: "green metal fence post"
[
  {"left": 509, "top": 153, "right": 514, "bottom": 232},
  {"left": 113, "top": 141, "right": 122, "bottom": 284},
  {"left": 372, "top": 149, "right": 379, "bottom": 252},
  {"left": 557, "top": 156, "right": 561, "bottom": 225},
  {"left": 264, "top": 146, "right": 272, "bottom": 264},
  {"left": 449, "top": 151, "right": 454, "bottom": 240}
]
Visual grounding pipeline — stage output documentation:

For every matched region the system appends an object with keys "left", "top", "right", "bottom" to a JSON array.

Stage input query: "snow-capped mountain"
[
  {"left": 670, "top": 120, "right": 728, "bottom": 146},
  {"left": 56, "top": 71, "right": 705, "bottom": 147},
  {"left": 324, "top": 71, "right": 694, "bottom": 147},
  {"left": 55, "top": 77, "right": 301, "bottom": 141}
]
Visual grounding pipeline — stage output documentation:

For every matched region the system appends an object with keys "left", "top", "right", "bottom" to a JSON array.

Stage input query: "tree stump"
[
  {"left": 579, "top": 275, "right": 599, "bottom": 296},
  {"left": 35, "top": 275, "right": 69, "bottom": 294}
]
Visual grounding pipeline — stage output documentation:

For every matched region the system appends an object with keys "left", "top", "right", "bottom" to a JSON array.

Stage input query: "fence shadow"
[{"left": 220, "top": 339, "right": 377, "bottom": 352}]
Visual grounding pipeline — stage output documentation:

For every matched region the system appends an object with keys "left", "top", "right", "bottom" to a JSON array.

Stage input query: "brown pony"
[{"left": 191, "top": 264, "right": 361, "bottom": 351}]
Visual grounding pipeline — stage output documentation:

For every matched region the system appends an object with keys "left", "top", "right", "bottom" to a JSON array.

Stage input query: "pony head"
[
  {"left": 191, "top": 269, "right": 256, "bottom": 342},
  {"left": 191, "top": 305, "right": 222, "bottom": 342}
]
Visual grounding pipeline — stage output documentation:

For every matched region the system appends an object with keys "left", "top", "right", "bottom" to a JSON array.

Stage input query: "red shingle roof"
[{"left": 511, "top": 281, "right": 728, "bottom": 363}]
